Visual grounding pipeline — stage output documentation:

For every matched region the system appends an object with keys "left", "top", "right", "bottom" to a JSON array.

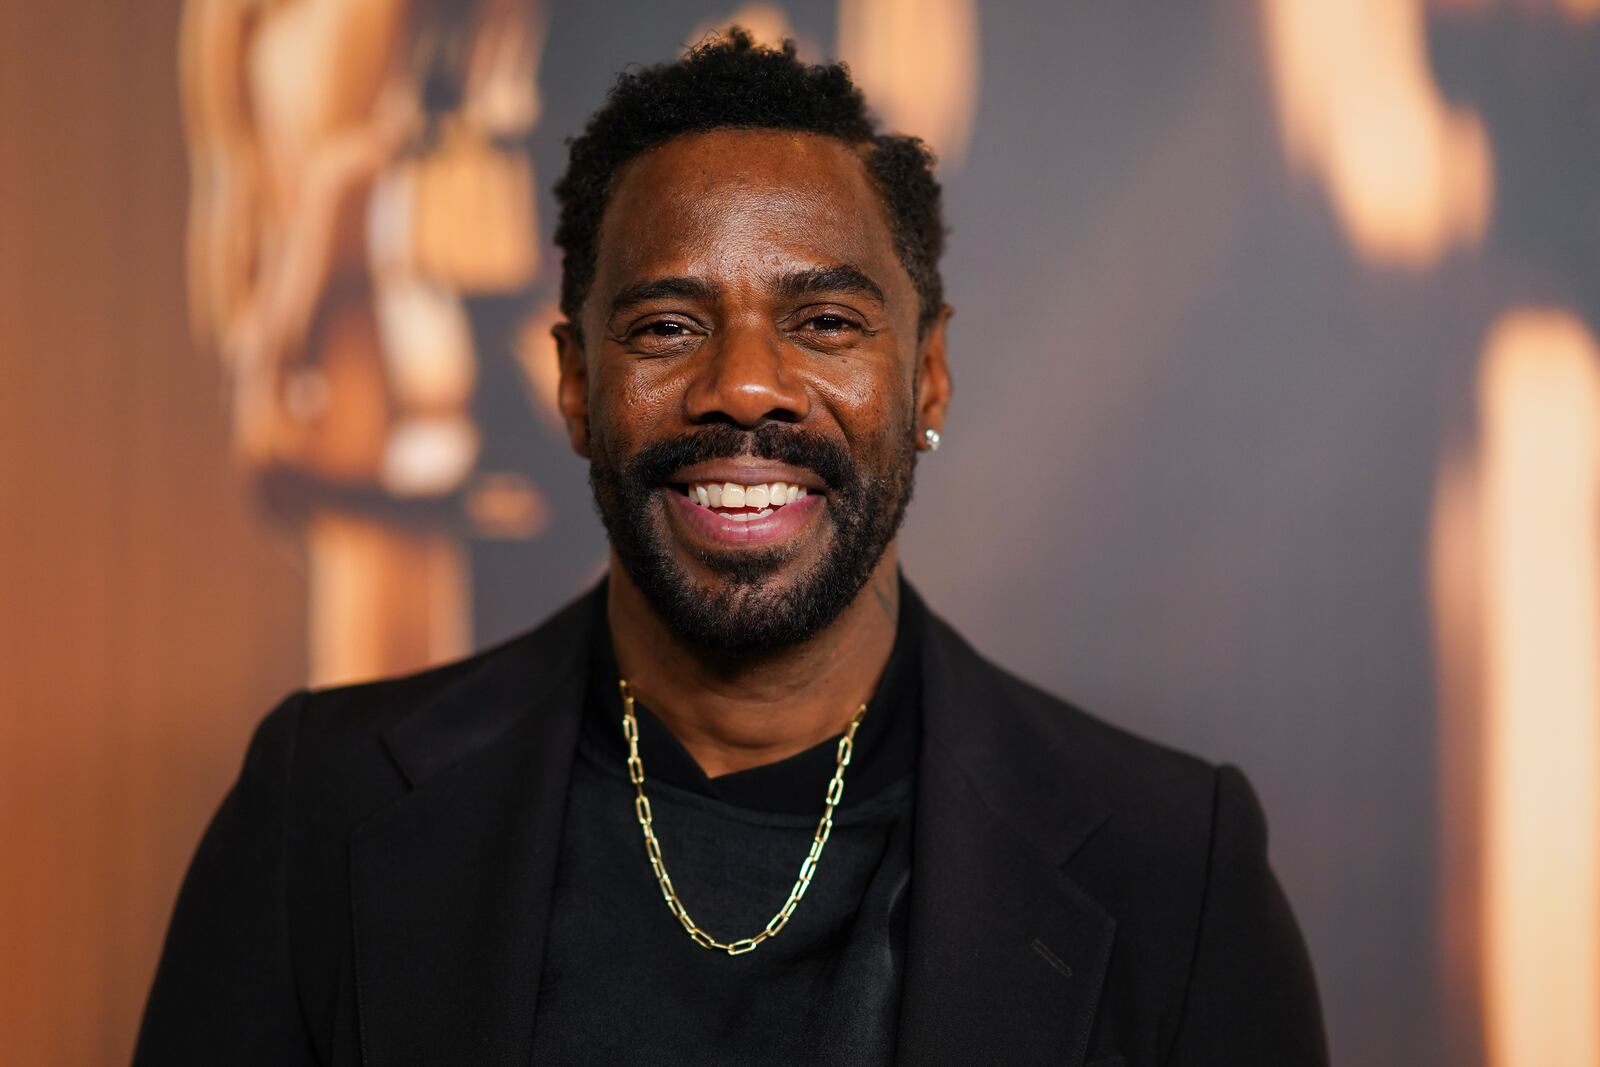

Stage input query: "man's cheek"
[{"left": 590, "top": 427, "right": 639, "bottom": 481}]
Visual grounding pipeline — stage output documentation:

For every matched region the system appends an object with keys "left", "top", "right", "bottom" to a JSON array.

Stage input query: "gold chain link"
[{"left": 617, "top": 677, "right": 867, "bottom": 955}]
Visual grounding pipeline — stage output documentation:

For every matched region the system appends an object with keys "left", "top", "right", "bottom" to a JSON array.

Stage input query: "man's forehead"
[{"left": 594, "top": 129, "right": 899, "bottom": 284}]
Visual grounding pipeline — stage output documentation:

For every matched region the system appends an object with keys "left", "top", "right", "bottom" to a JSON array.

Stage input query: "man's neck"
[{"left": 605, "top": 551, "right": 902, "bottom": 778}]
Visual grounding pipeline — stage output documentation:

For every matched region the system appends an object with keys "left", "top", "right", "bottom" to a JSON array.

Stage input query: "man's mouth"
[
  {"left": 677, "top": 480, "right": 811, "bottom": 522},
  {"left": 661, "top": 473, "right": 824, "bottom": 548}
]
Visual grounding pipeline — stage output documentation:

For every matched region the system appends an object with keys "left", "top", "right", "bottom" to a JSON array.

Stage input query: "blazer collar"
[
  {"left": 348, "top": 582, "right": 1115, "bottom": 1065},
  {"left": 896, "top": 589, "right": 1115, "bottom": 1065},
  {"left": 351, "top": 590, "right": 596, "bottom": 1067}
]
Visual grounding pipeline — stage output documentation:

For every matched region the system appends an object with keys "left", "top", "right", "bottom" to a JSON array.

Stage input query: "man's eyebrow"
[
  {"left": 608, "top": 276, "right": 720, "bottom": 318},
  {"left": 775, "top": 265, "right": 887, "bottom": 304}
]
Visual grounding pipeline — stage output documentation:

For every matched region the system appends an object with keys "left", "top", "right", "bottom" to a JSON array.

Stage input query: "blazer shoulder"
[
  {"left": 294, "top": 641, "right": 502, "bottom": 743},
  {"left": 946, "top": 638, "right": 1311, "bottom": 1059},
  {"left": 234, "top": 644, "right": 514, "bottom": 845},
  {"left": 930, "top": 604, "right": 1221, "bottom": 828},
  {"left": 258, "top": 586, "right": 599, "bottom": 829},
  {"left": 291, "top": 584, "right": 598, "bottom": 756}
]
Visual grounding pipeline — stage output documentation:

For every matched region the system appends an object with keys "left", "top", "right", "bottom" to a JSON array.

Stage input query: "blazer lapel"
[
  {"left": 897, "top": 603, "right": 1115, "bottom": 1065},
  {"left": 349, "top": 591, "right": 596, "bottom": 1067}
]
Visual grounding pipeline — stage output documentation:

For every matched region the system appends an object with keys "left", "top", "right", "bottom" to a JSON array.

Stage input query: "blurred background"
[{"left": 2, "top": 1, "right": 1597, "bottom": 1063}]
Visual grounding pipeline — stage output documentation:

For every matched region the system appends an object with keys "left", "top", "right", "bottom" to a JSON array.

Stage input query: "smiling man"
[{"left": 136, "top": 31, "right": 1327, "bottom": 1067}]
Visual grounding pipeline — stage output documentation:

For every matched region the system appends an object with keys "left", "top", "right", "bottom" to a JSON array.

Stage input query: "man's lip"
[{"left": 667, "top": 461, "right": 824, "bottom": 492}]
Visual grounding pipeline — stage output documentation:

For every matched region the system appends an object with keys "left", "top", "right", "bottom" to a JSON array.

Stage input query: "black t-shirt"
[{"left": 531, "top": 593, "right": 921, "bottom": 1065}]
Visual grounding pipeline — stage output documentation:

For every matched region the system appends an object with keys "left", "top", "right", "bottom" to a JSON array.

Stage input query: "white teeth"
[{"left": 683, "top": 480, "right": 811, "bottom": 509}]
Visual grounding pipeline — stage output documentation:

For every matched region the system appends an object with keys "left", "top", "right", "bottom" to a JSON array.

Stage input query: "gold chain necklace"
[{"left": 617, "top": 678, "right": 868, "bottom": 955}]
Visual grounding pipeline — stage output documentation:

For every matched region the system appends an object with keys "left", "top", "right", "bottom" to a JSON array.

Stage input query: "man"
[{"left": 136, "top": 31, "right": 1327, "bottom": 1066}]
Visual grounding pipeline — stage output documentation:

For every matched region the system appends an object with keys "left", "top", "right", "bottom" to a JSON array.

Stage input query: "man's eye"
[
  {"left": 627, "top": 320, "right": 699, "bottom": 348},
  {"left": 802, "top": 315, "right": 858, "bottom": 332}
]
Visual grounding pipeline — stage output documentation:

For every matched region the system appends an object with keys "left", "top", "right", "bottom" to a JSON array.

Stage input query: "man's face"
[{"left": 558, "top": 129, "right": 950, "bottom": 652}]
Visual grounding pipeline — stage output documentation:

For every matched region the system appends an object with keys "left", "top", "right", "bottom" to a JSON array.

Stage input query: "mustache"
[{"left": 625, "top": 424, "right": 854, "bottom": 493}]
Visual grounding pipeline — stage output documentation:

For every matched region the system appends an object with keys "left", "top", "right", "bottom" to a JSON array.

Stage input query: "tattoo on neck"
[{"left": 872, "top": 577, "right": 899, "bottom": 624}]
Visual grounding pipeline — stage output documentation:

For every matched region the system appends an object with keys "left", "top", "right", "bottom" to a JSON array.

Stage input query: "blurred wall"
[
  {"left": 0, "top": 3, "right": 307, "bottom": 1064},
  {"left": 3, "top": 2, "right": 1598, "bottom": 1065}
]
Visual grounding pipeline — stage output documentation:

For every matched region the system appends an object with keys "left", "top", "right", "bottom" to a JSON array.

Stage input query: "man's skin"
[{"left": 554, "top": 128, "right": 953, "bottom": 777}]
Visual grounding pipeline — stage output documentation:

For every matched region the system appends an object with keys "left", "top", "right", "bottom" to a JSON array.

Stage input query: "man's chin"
[
  {"left": 622, "top": 534, "right": 844, "bottom": 654},
  {"left": 671, "top": 549, "right": 818, "bottom": 612},
  {"left": 634, "top": 571, "right": 823, "bottom": 654},
  {"left": 600, "top": 475, "right": 900, "bottom": 653}
]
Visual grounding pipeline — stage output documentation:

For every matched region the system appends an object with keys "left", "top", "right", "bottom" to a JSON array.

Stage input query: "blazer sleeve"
[
  {"left": 1165, "top": 765, "right": 1330, "bottom": 1067},
  {"left": 133, "top": 691, "right": 315, "bottom": 1066}
]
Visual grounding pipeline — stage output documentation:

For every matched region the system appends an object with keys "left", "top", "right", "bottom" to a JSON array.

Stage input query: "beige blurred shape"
[
  {"left": 1476, "top": 310, "right": 1600, "bottom": 1067},
  {"left": 836, "top": 0, "right": 980, "bottom": 167},
  {"left": 182, "top": 0, "right": 547, "bottom": 686},
  {"left": 1282, "top": 1, "right": 1600, "bottom": 1061},
  {"left": 466, "top": 471, "right": 551, "bottom": 541},
  {"left": 1259, "top": 0, "right": 1492, "bottom": 266},
  {"left": 1432, "top": 310, "right": 1600, "bottom": 1067}
]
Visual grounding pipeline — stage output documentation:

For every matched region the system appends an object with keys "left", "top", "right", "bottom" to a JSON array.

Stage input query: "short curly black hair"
[{"left": 553, "top": 29, "right": 946, "bottom": 336}]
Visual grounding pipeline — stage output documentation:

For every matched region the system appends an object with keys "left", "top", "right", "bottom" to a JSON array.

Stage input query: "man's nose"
[{"left": 682, "top": 321, "right": 810, "bottom": 427}]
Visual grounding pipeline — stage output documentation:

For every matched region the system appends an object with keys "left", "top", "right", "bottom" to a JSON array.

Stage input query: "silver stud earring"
[{"left": 922, "top": 427, "right": 941, "bottom": 452}]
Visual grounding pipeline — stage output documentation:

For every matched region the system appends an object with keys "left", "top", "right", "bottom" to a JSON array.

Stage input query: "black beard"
[{"left": 589, "top": 420, "right": 916, "bottom": 654}]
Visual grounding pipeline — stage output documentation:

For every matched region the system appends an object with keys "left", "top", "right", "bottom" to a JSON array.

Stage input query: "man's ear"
[
  {"left": 915, "top": 305, "right": 954, "bottom": 439},
  {"left": 552, "top": 321, "right": 591, "bottom": 458}
]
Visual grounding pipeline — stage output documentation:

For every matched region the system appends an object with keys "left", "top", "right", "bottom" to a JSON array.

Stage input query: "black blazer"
[{"left": 135, "top": 584, "right": 1327, "bottom": 1066}]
